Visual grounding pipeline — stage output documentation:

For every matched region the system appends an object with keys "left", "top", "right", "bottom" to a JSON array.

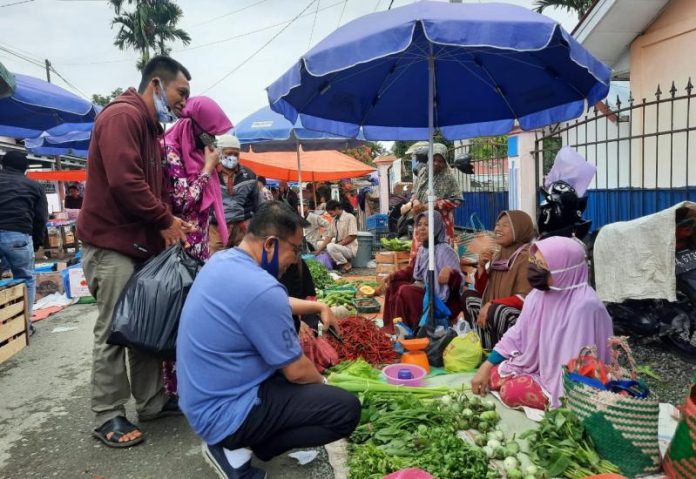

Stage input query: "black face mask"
[{"left": 527, "top": 263, "right": 551, "bottom": 291}]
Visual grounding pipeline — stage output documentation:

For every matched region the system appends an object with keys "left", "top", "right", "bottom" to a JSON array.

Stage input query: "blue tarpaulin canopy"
[
  {"left": 24, "top": 122, "right": 93, "bottom": 158},
  {"left": 233, "top": 105, "right": 363, "bottom": 152},
  {"left": 234, "top": 105, "right": 366, "bottom": 214},
  {"left": 0, "top": 73, "right": 98, "bottom": 139},
  {"left": 267, "top": 1, "right": 611, "bottom": 141},
  {"left": 267, "top": 0, "right": 610, "bottom": 323}
]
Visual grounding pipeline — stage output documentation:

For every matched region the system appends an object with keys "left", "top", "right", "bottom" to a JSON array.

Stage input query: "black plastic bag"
[
  {"left": 108, "top": 243, "right": 203, "bottom": 359},
  {"left": 417, "top": 326, "right": 457, "bottom": 367}
]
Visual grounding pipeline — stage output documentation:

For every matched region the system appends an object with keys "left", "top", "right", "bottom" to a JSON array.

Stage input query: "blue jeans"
[{"left": 0, "top": 230, "right": 35, "bottom": 322}]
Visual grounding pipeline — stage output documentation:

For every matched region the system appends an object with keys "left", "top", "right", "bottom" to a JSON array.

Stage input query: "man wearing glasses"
[{"left": 177, "top": 201, "right": 360, "bottom": 479}]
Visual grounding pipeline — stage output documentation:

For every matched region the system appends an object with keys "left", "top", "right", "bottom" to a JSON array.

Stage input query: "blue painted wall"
[{"left": 584, "top": 188, "right": 696, "bottom": 231}]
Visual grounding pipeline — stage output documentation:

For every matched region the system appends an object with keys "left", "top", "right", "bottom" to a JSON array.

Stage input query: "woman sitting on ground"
[
  {"left": 462, "top": 210, "right": 536, "bottom": 350},
  {"left": 471, "top": 236, "right": 613, "bottom": 409},
  {"left": 382, "top": 211, "right": 463, "bottom": 333}
]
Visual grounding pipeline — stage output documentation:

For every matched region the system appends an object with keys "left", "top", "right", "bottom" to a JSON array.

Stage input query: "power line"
[
  {"left": 373, "top": 0, "right": 381, "bottom": 13},
  {"left": 388, "top": 0, "right": 395, "bottom": 9},
  {"left": 337, "top": 0, "right": 348, "bottom": 27},
  {"left": 0, "top": 0, "right": 34, "bottom": 7},
  {"left": 202, "top": 0, "right": 319, "bottom": 94},
  {"left": 308, "top": 0, "right": 321, "bottom": 48},
  {"left": 57, "top": 0, "right": 345, "bottom": 65},
  {"left": 0, "top": 42, "right": 91, "bottom": 99},
  {"left": 0, "top": 44, "right": 44, "bottom": 69},
  {"left": 48, "top": 65, "right": 90, "bottom": 99},
  {"left": 191, "top": 0, "right": 273, "bottom": 27}
]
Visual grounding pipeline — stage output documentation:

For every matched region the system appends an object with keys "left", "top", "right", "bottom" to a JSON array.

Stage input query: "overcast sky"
[{"left": 0, "top": 0, "right": 579, "bottom": 125}]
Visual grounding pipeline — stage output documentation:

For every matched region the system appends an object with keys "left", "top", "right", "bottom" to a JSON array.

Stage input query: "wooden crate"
[
  {"left": 375, "top": 251, "right": 410, "bottom": 264},
  {"left": 0, "top": 283, "right": 29, "bottom": 364}
]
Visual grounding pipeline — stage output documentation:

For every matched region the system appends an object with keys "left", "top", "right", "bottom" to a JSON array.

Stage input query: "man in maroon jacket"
[{"left": 78, "top": 56, "right": 192, "bottom": 448}]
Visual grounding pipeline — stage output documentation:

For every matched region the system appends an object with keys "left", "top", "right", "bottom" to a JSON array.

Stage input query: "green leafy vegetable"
[{"left": 522, "top": 408, "right": 621, "bottom": 479}]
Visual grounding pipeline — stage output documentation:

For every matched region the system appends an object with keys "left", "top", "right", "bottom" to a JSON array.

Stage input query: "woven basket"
[
  {"left": 664, "top": 384, "right": 696, "bottom": 478},
  {"left": 563, "top": 338, "right": 661, "bottom": 477}
]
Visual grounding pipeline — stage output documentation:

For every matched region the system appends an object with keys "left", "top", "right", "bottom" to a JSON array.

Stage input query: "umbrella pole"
[
  {"left": 427, "top": 50, "right": 436, "bottom": 325},
  {"left": 296, "top": 140, "right": 305, "bottom": 217}
]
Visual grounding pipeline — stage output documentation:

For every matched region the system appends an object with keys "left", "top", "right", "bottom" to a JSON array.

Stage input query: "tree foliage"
[
  {"left": 91, "top": 87, "right": 125, "bottom": 107},
  {"left": 109, "top": 0, "right": 191, "bottom": 71},
  {"left": 534, "top": 0, "right": 594, "bottom": 17},
  {"left": 469, "top": 135, "right": 508, "bottom": 161},
  {"left": 342, "top": 141, "right": 387, "bottom": 166}
]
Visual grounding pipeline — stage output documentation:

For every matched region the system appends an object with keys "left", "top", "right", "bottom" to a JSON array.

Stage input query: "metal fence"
[
  {"left": 453, "top": 140, "right": 509, "bottom": 230},
  {"left": 534, "top": 80, "right": 696, "bottom": 231}
]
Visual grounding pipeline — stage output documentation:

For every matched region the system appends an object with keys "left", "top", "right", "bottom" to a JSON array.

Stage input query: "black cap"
[{"left": 1, "top": 151, "right": 28, "bottom": 172}]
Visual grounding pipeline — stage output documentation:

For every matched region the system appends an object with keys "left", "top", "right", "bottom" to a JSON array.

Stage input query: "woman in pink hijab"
[
  {"left": 163, "top": 96, "right": 233, "bottom": 262},
  {"left": 471, "top": 236, "right": 613, "bottom": 409},
  {"left": 162, "top": 97, "right": 232, "bottom": 395}
]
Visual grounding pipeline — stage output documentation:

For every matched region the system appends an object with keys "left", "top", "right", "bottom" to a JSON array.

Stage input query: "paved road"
[{"left": 0, "top": 305, "right": 335, "bottom": 479}]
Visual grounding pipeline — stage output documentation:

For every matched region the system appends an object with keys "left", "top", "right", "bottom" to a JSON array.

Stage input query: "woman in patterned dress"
[
  {"left": 163, "top": 96, "right": 233, "bottom": 261},
  {"left": 402, "top": 143, "right": 461, "bottom": 261},
  {"left": 161, "top": 96, "right": 232, "bottom": 394}
]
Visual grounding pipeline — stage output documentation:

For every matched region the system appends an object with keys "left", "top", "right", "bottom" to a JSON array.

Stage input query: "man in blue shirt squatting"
[{"left": 177, "top": 200, "right": 361, "bottom": 479}]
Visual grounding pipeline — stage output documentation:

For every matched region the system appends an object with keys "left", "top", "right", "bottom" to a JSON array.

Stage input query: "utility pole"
[{"left": 44, "top": 59, "right": 51, "bottom": 83}]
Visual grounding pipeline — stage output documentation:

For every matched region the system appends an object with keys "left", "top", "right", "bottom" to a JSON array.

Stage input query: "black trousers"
[{"left": 218, "top": 374, "right": 361, "bottom": 461}]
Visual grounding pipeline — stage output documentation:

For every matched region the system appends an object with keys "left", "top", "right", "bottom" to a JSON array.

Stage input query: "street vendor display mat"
[{"left": 325, "top": 372, "right": 539, "bottom": 479}]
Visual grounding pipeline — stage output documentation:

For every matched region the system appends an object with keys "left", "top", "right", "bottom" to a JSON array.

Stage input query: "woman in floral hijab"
[{"left": 403, "top": 143, "right": 461, "bottom": 259}]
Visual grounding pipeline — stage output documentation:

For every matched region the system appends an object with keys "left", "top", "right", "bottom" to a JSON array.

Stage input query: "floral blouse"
[{"left": 164, "top": 148, "right": 213, "bottom": 261}]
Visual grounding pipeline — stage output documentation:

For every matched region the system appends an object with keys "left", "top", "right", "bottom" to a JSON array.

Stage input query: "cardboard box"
[
  {"left": 35, "top": 271, "right": 64, "bottom": 300},
  {"left": 67, "top": 267, "right": 91, "bottom": 298},
  {"left": 375, "top": 251, "right": 410, "bottom": 264}
]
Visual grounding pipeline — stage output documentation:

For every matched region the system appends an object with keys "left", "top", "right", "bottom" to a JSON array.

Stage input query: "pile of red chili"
[{"left": 326, "top": 315, "right": 398, "bottom": 365}]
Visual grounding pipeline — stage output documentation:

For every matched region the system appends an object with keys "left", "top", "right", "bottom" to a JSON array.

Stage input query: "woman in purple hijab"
[
  {"left": 382, "top": 211, "right": 463, "bottom": 332},
  {"left": 471, "top": 236, "right": 613, "bottom": 409}
]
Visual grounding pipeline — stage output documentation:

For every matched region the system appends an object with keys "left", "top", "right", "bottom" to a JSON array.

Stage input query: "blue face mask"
[
  {"left": 153, "top": 80, "right": 177, "bottom": 123},
  {"left": 261, "top": 238, "right": 280, "bottom": 278},
  {"left": 221, "top": 154, "right": 239, "bottom": 170}
]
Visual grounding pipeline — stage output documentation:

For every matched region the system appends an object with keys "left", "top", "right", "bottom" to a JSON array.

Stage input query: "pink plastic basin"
[{"left": 382, "top": 363, "right": 428, "bottom": 387}]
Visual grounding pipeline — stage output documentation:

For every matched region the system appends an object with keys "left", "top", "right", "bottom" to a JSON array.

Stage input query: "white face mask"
[
  {"left": 221, "top": 154, "right": 239, "bottom": 170},
  {"left": 153, "top": 80, "right": 177, "bottom": 123}
]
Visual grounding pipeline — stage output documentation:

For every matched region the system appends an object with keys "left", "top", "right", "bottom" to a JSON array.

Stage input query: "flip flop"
[{"left": 92, "top": 416, "right": 144, "bottom": 449}]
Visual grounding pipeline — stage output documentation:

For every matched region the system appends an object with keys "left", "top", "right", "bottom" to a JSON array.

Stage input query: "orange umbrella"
[
  {"left": 27, "top": 169, "right": 86, "bottom": 182},
  {"left": 240, "top": 148, "right": 374, "bottom": 182}
]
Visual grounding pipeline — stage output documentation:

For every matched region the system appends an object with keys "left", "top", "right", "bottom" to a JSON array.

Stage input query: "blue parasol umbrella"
[
  {"left": 267, "top": 1, "right": 610, "bottom": 324},
  {"left": 24, "top": 121, "right": 93, "bottom": 158},
  {"left": 0, "top": 73, "right": 98, "bottom": 139},
  {"left": 234, "top": 105, "right": 364, "bottom": 214}
]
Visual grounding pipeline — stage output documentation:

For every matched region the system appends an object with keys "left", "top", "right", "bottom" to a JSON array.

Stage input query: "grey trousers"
[{"left": 82, "top": 244, "right": 167, "bottom": 426}]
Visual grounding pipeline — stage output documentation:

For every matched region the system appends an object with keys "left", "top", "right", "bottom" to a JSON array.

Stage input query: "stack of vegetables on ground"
[
  {"left": 381, "top": 238, "right": 412, "bottom": 251},
  {"left": 326, "top": 317, "right": 398, "bottom": 365},
  {"left": 522, "top": 407, "right": 621, "bottom": 479},
  {"left": 306, "top": 258, "right": 335, "bottom": 289},
  {"left": 317, "top": 287, "right": 356, "bottom": 310},
  {"left": 348, "top": 390, "right": 500, "bottom": 479}
]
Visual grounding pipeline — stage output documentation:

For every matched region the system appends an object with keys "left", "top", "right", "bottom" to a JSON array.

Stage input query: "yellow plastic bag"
[{"left": 443, "top": 332, "right": 483, "bottom": 372}]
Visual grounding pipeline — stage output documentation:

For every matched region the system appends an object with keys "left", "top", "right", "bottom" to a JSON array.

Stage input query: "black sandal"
[{"left": 92, "top": 416, "right": 145, "bottom": 448}]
